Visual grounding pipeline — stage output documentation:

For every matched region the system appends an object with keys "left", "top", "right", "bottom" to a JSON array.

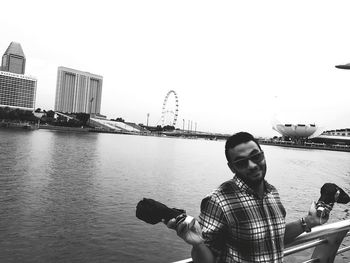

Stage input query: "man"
[{"left": 168, "top": 132, "right": 328, "bottom": 263}]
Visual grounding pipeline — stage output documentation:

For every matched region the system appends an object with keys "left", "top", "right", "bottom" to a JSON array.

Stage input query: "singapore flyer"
[{"left": 161, "top": 90, "right": 179, "bottom": 127}]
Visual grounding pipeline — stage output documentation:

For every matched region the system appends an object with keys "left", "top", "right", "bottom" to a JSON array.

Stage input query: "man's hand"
[
  {"left": 305, "top": 201, "right": 330, "bottom": 228},
  {"left": 166, "top": 217, "right": 204, "bottom": 246}
]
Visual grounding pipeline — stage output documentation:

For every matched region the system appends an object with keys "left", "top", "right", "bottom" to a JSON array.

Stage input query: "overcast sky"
[{"left": 1, "top": 0, "right": 350, "bottom": 137}]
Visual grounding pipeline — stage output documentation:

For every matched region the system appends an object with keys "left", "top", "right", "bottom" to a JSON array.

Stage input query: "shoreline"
[
  {"left": 259, "top": 140, "right": 350, "bottom": 153},
  {"left": 38, "top": 124, "right": 90, "bottom": 132},
  {"left": 2, "top": 123, "right": 350, "bottom": 153}
]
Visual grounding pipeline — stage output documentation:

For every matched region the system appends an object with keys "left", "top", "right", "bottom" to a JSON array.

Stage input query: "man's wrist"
[
  {"left": 301, "top": 217, "right": 312, "bottom": 232},
  {"left": 192, "top": 241, "right": 205, "bottom": 248},
  {"left": 306, "top": 214, "right": 320, "bottom": 228}
]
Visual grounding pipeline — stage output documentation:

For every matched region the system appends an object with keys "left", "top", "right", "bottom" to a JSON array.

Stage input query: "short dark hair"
[{"left": 225, "top": 132, "right": 261, "bottom": 162}]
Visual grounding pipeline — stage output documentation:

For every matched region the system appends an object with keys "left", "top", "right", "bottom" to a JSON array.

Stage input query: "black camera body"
[
  {"left": 136, "top": 198, "right": 187, "bottom": 225},
  {"left": 316, "top": 183, "right": 350, "bottom": 218}
]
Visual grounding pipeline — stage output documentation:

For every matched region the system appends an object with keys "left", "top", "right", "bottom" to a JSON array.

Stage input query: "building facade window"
[{"left": 0, "top": 71, "right": 37, "bottom": 110}]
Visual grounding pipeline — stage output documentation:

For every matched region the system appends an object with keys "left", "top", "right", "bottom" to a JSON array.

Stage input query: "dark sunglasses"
[{"left": 230, "top": 151, "right": 265, "bottom": 169}]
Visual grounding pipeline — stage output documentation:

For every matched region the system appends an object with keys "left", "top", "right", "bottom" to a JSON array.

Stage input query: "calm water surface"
[{"left": 1, "top": 129, "right": 350, "bottom": 263}]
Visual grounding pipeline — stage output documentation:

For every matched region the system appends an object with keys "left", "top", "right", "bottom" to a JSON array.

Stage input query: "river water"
[{"left": 1, "top": 129, "right": 350, "bottom": 263}]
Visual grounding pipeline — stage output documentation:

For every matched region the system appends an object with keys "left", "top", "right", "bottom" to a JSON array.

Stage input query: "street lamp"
[
  {"left": 335, "top": 63, "right": 350, "bottom": 70},
  {"left": 89, "top": 97, "right": 94, "bottom": 115},
  {"left": 335, "top": 63, "right": 349, "bottom": 135},
  {"left": 89, "top": 97, "right": 94, "bottom": 126}
]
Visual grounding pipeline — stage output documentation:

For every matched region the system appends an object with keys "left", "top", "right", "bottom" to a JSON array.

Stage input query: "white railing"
[{"left": 173, "top": 219, "right": 350, "bottom": 263}]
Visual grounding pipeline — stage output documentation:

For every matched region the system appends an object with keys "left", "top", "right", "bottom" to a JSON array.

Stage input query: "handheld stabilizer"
[
  {"left": 316, "top": 183, "right": 350, "bottom": 218},
  {"left": 136, "top": 198, "right": 187, "bottom": 225}
]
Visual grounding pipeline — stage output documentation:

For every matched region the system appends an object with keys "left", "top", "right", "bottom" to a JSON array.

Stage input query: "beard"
[{"left": 236, "top": 162, "right": 267, "bottom": 188}]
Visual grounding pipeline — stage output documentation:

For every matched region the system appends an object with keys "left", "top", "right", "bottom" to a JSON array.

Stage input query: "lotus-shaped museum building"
[{"left": 273, "top": 123, "right": 319, "bottom": 138}]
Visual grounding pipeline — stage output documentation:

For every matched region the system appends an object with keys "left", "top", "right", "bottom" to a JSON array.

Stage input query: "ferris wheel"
[{"left": 161, "top": 90, "right": 179, "bottom": 127}]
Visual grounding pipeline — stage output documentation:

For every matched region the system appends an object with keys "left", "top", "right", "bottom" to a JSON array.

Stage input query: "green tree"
[
  {"left": 163, "top": 125, "right": 175, "bottom": 131},
  {"left": 8, "top": 109, "right": 20, "bottom": 120},
  {"left": 0, "top": 107, "right": 5, "bottom": 119},
  {"left": 75, "top": 113, "right": 90, "bottom": 126},
  {"left": 46, "top": 110, "right": 55, "bottom": 118}
]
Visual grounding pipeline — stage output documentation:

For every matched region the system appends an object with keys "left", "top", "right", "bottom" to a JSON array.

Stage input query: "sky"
[{"left": 1, "top": 0, "right": 350, "bottom": 137}]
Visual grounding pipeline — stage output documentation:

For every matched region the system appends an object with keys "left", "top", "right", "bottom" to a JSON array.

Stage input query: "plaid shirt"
[{"left": 199, "top": 176, "right": 286, "bottom": 263}]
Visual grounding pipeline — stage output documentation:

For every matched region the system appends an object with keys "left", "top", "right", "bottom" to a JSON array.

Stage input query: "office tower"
[
  {"left": 1, "top": 42, "right": 26, "bottom": 74},
  {"left": 54, "top": 66, "right": 103, "bottom": 114},
  {"left": 0, "top": 42, "right": 37, "bottom": 111}
]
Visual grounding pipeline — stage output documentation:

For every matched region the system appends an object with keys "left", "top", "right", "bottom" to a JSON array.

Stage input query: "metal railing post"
[
  {"left": 310, "top": 230, "right": 348, "bottom": 263},
  {"left": 173, "top": 220, "right": 350, "bottom": 263}
]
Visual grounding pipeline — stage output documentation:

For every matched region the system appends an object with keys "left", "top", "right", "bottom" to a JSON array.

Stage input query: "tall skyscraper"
[
  {"left": 1, "top": 42, "right": 26, "bottom": 74},
  {"left": 0, "top": 42, "right": 37, "bottom": 111},
  {"left": 54, "top": 66, "right": 103, "bottom": 114}
]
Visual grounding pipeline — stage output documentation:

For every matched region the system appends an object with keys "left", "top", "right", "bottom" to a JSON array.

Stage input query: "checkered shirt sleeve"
[{"left": 199, "top": 193, "right": 227, "bottom": 258}]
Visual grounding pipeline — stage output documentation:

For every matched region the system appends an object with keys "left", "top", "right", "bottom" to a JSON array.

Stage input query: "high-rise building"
[
  {"left": 0, "top": 71, "right": 37, "bottom": 110},
  {"left": 0, "top": 42, "right": 37, "bottom": 111},
  {"left": 54, "top": 66, "right": 103, "bottom": 114},
  {"left": 1, "top": 42, "right": 26, "bottom": 74}
]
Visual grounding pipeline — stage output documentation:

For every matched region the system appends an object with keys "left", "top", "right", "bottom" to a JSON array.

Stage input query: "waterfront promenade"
[
  {"left": 259, "top": 139, "right": 350, "bottom": 153},
  {"left": 158, "top": 131, "right": 350, "bottom": 153},
  {"left": 2, "top": 121, "right": 350, "bottom": 153}
]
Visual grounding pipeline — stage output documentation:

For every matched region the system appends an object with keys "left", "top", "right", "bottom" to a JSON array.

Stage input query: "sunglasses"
[{"left": 230, "top": 151, "right": 265, "bottom": 169}]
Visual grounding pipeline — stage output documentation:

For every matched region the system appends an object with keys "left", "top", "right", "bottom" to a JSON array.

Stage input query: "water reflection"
[{"left": 1, "top": 130, "right": 350, "bottom": 262}]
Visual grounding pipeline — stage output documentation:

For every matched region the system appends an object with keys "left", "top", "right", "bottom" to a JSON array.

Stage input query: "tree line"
[
  {"left": 0, "top": 107, "right": 176, "bottom": 131},
  {"left": 0, "top": 107, "right": 37, "bottom": 122},
  {"left": 0, "top": 107, "right": 91, "bottom": 128}
]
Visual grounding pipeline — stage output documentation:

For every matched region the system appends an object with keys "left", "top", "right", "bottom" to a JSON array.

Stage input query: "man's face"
[{"left": 227, "top": 140, "right": 266, "bottom": 187}]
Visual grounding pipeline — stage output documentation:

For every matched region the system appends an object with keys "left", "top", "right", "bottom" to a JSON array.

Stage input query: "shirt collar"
[{"left": 232, "top": 175, "right": 273, "bottom": 198}]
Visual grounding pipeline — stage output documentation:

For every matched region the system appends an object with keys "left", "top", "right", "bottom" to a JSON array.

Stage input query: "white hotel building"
[
  {"left": 54, "top": 66, "right": 103, "bottom": 114},
  {"left": 0, "top": 42, "right": 37, "bottom": 111},
  {"left": 0, "top": 71, "right": 37, "bottom": 111}
]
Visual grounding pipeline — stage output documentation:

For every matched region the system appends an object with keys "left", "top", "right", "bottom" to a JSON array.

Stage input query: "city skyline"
[{"left": 1, "top": 1, "right": 350, "bottom": 137}]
